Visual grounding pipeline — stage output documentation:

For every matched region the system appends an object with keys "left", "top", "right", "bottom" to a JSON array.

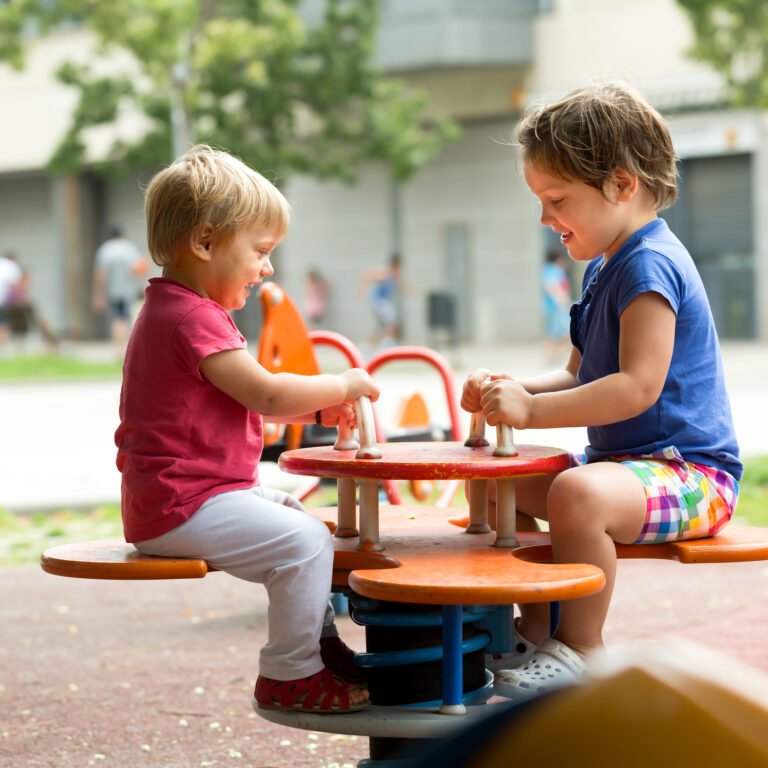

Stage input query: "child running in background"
[
  {"left": 541, "top": 248, "right": 571, "bottom": 362},
  {"left": 116, "top": 145, "right": 378, "bottom": 713},
  {"left": 461, "top": 82, "right": 741, "bottom": 700},
  {"left": 358, "top": 253, "right": 414, "bottom": 351}
]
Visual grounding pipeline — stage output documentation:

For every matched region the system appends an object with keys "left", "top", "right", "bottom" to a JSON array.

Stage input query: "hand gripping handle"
[{"left": 334, "top": 396, "right": 381, "bottom": 458}]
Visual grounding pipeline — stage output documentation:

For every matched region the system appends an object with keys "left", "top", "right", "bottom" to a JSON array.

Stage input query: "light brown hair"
[
  {"left": 144, "top": 145, "right": 291, "bottom": 267},
  {"left": 516, "top": 81, "right": 678, "bottom": 210}
]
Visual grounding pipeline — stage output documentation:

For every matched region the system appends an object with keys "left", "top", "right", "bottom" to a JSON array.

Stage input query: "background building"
[{"left": 0, "top": 0, "right": 764, "bottom": 344}]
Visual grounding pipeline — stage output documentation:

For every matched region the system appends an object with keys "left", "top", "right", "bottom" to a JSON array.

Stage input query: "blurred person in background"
[
  {"left": 0, "top": 251, "right": 23, "bottom": 352},
  {"left": 92, "top": 226, "right": 148, "bottom": 358},
  {"left": 358, "top": 252, "right": 416, "bottom": 353},
  {"left": 304, "top": 267, "right": 329, "bottom": 329},
  {"left": 541, "top": 248, "right": 572, "bottom": 362},
  {"left": 3, "top": 254, "right": 59, "bottom": 352}
]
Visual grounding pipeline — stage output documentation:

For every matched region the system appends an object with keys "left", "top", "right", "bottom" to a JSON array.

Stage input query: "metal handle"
[
  {"left": 334, "top": 414, "right": 359, "bottom": 451},
  {"left": 464, "top": 412, "right": 489, "bottom": 447},
  {"left": 354, "top": 396, "right": 382, "bottom": 459},
  {"left": 465, "top": 413, "right": 518, "bottom": 456},
  {"left": 494, "top": 423, "right": 518, "bottom": 457}
]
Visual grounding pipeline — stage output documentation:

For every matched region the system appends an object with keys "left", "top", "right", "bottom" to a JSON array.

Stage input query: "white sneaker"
[
  {"left": 494, "top": 638, "right": 586, "bottom": 702},
  {"left": 485, "top": 626, "right": 538, "bottom": 673}
]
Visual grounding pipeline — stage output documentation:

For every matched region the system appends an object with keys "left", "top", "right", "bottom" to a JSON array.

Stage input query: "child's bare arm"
[
  {"left": 481, "top": 292, "right": 675, "bottom": 429},
  {"left": 200, "top": 348, "right": 379, "bottom": 417},
  {"left": 268, "top": 403, "right": 354, "bottom": 428},
  {"left": 461, "top": 348, "right": 580, "bottom": 414},
  {"left": 517, "top": 348, "right": 581, "bottom": 394}
]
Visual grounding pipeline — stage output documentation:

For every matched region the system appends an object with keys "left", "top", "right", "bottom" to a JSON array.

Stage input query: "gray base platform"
[
  {"left": 253, "top": 699, "right": 506, "bottom": 739},
  {"left": 253, "top": 669, "right": 498, "bottom": 739}
]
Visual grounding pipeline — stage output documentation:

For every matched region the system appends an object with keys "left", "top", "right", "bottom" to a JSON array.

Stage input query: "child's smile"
[
  {"left": 523, "top": 162, "right": 655, "bottom": 263},
  {"left": 207, "top": 222, "right": 280, "bottom": 310}
]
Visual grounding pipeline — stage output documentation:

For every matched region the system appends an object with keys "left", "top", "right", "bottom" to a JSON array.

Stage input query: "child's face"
[
  {"left": 206, "top": 220, "right": 280, "bottom": 310},
  {"left": 524, "top": 163, "right": 641, "bottom": 262}
]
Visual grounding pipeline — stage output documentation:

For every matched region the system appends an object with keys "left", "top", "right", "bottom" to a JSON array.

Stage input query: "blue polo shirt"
[{"left": 570, "top": 218, "right": 742, "bottom": 480}]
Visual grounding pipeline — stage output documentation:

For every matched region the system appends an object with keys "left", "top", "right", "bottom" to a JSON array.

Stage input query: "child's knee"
[
  {"left": 294, "top": 516, "right": 334, "bottom": 562},
  {"left": 547, "top": 469, "right": 605, "bottom": 529}
]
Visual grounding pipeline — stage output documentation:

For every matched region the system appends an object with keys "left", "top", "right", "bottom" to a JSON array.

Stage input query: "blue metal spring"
[{"left": 349, "top": 595, "right": 494, "bottom": 707}]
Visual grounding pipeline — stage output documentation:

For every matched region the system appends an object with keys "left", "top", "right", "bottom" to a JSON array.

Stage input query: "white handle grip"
[
  {"left": 464, "top": 413, "right": 517, "bottom": 456},
  {"left": 354, "top": 396, "right": 381, "bottom": 459},
  {"left": 464, "top": 412, "right": 489, "bottom": 447},
  {"left": 334, "top": 414, "right": 359, "bottom": 451},
  {"left": 494, "top": 423, "right": 518, "bottom": 457}
]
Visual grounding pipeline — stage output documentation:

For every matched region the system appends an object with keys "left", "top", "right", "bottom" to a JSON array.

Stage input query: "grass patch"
[
  {"left": 1, "top": 457, "right": 766, "bottom": 569},
  {"left": 0, "top": 504, "right": 123, "bottom": 567},
  {"left": 733, "top": 455, "right": 768, "bottom": 527},
  {"left": 0, "top": 354, "right": 121, "bottom": 382}
]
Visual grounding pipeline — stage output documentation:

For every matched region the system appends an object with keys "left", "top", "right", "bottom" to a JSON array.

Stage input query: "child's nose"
[{"left": 262, "top": 258, "right": 275, "bottom": 276}]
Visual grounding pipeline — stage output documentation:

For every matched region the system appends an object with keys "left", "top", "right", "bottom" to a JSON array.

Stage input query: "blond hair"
[
  {"left": 516, "top": 82, "right": 678, "bottom": 210},
  {"left": 144, "top": 145, "right": 291, "bottom": 266}
]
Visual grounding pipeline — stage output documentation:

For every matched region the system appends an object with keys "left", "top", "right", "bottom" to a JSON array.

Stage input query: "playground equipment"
[
  {"left": 37, "top": 285, "right": 768, "bottom": 766},
  {"left": 257, "top": 281, "right": 464, "bottom": 506},
  {"left": 253, "top": 399, "right": 768, "bottom": 764},
  {"left": 41, "top": 503, "right": 768, "bottom": 766}
]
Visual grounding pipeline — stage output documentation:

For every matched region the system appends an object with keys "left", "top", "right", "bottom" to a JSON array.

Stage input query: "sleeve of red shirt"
[{"left": 172, "top": 303, "right": 248, "bottom": 380}]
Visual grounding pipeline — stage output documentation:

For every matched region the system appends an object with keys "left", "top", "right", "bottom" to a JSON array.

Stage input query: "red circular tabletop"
[{"left": 278, "top": 441, "right": 570, "bottom": 481}]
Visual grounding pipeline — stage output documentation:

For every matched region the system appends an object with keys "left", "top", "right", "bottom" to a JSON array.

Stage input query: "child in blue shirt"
[{"left": 462, "top": 81, "right": 741, "bottom": 700}]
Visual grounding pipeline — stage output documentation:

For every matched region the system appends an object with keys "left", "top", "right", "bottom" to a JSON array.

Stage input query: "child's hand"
[
  {"left": 340, "top": 368, "right": 380, "bottom": 403},
  {"left": 480, "top": 374, "right": 533, "bottom": 428},
  {"left": 317, "top": 403, "right": 355, "bottom": 429},
  {"left": 460, "top": 368, "right": 493, "bottom": 412}
]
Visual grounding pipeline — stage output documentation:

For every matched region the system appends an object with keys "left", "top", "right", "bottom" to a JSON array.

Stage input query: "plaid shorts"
[{"left": 578, "top": 446, "right": 740, "bottom": 544}]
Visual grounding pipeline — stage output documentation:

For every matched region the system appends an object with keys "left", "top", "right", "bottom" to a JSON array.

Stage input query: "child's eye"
[{"left": 550, "top": 198, "right": 564, "bottom": 207}]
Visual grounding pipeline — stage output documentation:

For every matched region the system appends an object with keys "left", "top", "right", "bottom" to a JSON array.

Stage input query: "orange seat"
[
  {"left": 42, "top": 514, "right": 768, "bottom": 604},
  {"left": 40, "top": 539, "right": 212, "bottom": 580},
  {"left": 511, "top": 524, "right": 768, "bottom": 565},
  {"left": 38, "top": 508, "right": 603, "bottom": 604}
]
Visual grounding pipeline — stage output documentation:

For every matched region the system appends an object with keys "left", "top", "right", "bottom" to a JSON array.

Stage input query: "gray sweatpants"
[{"left": 135, "top": 485, "right": 336, "bottom": 680}]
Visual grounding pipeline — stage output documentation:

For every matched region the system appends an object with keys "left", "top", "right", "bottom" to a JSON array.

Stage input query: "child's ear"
[
  {"left": 607, "top": 167, "right": 638, "bottom": 202},
  {"left": 190, "top": 225, "right": 215, "bottom": 260}
]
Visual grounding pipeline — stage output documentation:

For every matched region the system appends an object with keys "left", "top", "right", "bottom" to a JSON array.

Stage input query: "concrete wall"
[
  {"left": 282, "top": 119, "right": 544, "bottom": 346},
  {"left": 1, "top": 0, "right": 766, "bottom": 341},
  {"left": 529, "top": 0, "right": 721, "bottom": 101}
]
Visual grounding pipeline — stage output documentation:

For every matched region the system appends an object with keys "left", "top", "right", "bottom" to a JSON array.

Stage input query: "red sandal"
[{"left": 253, "top": 668, "right": 370, "bottom": 713}]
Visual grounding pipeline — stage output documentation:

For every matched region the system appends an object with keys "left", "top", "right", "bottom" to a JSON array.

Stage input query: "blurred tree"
[
  {"left": 677, "top": 0, "right": 768, "bottom": 106},
  {"left": 0, "top": 0, "right": 459, "bottom": 181}
]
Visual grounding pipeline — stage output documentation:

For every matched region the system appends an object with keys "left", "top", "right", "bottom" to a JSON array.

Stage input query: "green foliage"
[
  {"left": 0, "top": 354, "right": 122, "bottom": 381},
  {"left": 735, "top": 455, "right": 768, "bottom": 527},
  {"left": 0, "top": 1, "right": 26, "bottom": 68},
  {"left": 677, "top": 0, "right": 768, "bottom": 106},
  {"left": 0, "top": 504, "right": 123, "bottom": 568},
  {"left": 0, "top": 0, "right": 460, "bottom": 181}
]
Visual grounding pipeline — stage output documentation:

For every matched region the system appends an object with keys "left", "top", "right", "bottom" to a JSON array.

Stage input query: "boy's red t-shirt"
[{"left": 116, "top": 278, "right": 262, "bottom": 542}]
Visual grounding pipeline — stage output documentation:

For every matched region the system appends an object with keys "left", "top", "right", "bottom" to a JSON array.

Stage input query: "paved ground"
[
  {"left": 1, "top": 340, "right": 768, "bottom": 767},
  {"left": 4, "top": 556, "right": 768, "bottom": 767}
]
